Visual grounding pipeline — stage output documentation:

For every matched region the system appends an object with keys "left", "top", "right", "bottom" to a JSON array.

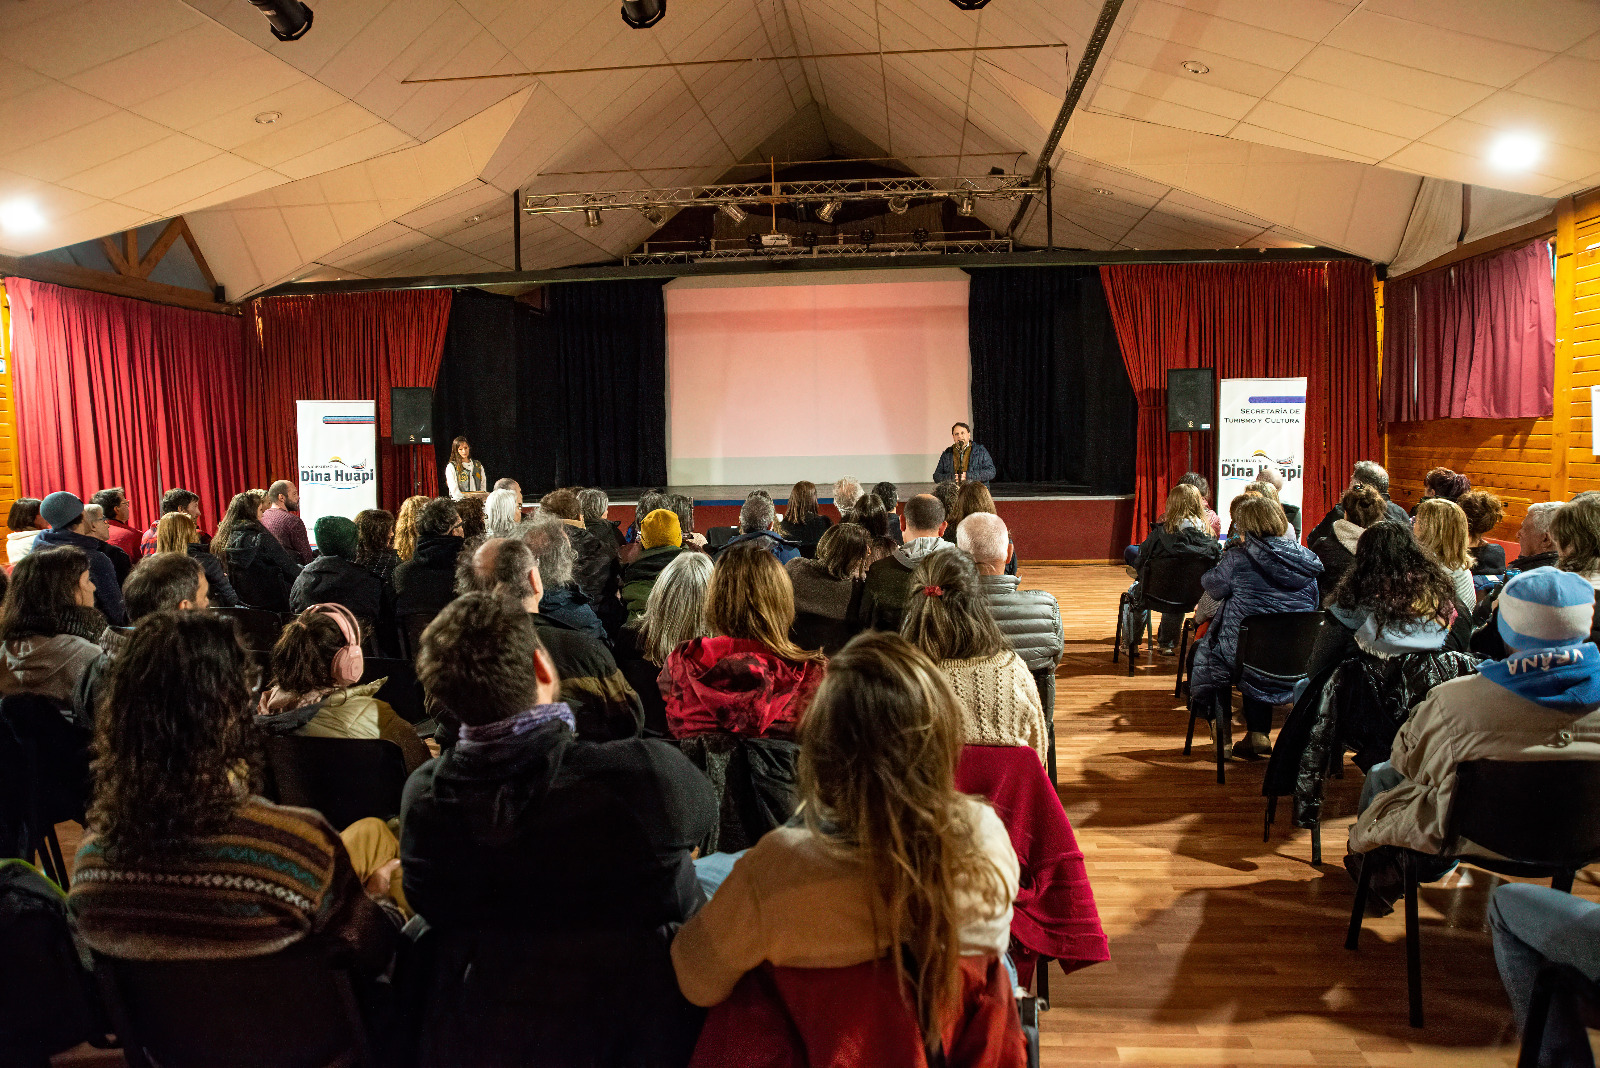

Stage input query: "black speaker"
[
  {"left": 1166, "top": 369, "right": 1214, "bottom": 432},
  {"left": 391, "top": 387, "right": 433, "bottom": 445}
]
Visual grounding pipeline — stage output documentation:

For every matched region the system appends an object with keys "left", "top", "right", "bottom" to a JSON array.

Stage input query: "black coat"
[
  {"left": 187, "top": 544, "right": 239, "bottom": 608},
  {"left": 393, "top": 535, "right": 463, "bottom": 623},
  {"left": 219, "top": 523, "right": 302, "bottom": 612},
  {"left": 1306, "top": 498, "right": 1410, "bottom": 546},
  {"left": 1469, "top": 541, "right": 1506, "bottom": 577},
  {"left": 289, "top": 555, "right": 382, "bottom": 626},
  {"left": 1132, "top": 522, "right": 1221, "bottom": 594}
]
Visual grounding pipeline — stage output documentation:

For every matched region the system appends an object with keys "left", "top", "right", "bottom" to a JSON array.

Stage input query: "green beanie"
[{"left": 314, "top": 515, "right": 359, "bottom": 560}]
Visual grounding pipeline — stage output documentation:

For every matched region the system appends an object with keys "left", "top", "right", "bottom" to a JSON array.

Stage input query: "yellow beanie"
[{"left": 640, "top": 508, "right": 682, "bottom": 549}]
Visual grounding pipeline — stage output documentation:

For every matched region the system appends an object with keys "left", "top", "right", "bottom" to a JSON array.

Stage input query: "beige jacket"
[
  {"left": 259, "top": 679, "right": 431, "bottom": 773},
  {"left": 1348, "top": 672, "right": 1600, "bottom": 856}
]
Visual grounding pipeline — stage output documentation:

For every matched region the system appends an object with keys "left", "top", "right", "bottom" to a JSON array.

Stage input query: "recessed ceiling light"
[
  {"left": 0, "top": 199, "right": 45, "bottom": 234},
  {"left": 1093, "top": 188, "right": 1113, "bottom": 196},
  {"left": 254, "top": 111, "right": 282, "bottom": 124},
  {"left": 465, "top": 214, "right": 482, "bottom": 225},
  {"left": 1488, "top": 131, "right": 1541, "bottom": 171},
  {"left": 1181, "top": 60, "right": 1210, "bottom": 75}
]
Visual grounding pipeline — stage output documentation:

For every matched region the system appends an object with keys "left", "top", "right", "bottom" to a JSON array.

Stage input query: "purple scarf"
[{"left": 457, "top": 703, "right": 577, "bottom": 751}]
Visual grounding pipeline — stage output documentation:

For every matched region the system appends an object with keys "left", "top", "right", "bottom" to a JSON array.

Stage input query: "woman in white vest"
[{"left": 444, "top": 436, "right": 487, "bottom": 500}]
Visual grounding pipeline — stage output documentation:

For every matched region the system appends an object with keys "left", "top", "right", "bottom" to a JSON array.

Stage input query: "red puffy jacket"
[{"left": 661, "top": 636, "right": 825, "bottom": 739}]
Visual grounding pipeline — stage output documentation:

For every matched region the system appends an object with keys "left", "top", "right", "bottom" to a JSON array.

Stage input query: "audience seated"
[
  {"left": 256, "top": 603, "right": 429, "bottom": 773},
  {"left": 37, "top": 493, "right": 128, "bottom": 625},
  {"left": 779, "top": 480, "right": 832, "bottom": 557},
  {"left": 484, "top": 487, "right": 522, "bottom": 539},
  {"left": 90, "top": 487, "right": 143, "bottom": 563},
  {"left": 832, "top": 476, "right": 864, "bottom": 515},
  {"left": 1189, "top": 495, "right": 1322, "bottom": 761},
  {"left": 6, "top": 497, "right": 46, "bottom": 565},
  {"left": 1473, "top": 497, "right": 1600, "bottom": 661},
  {"left": 621, "top": 508, "right": 687, "bottom": 623},
  {"left": 620, "top": 552, "right": 713, "bottom": 738},
  {"left": 393, "top": 494, "right": 431, "bottom": 561},
  {"left": 467, "top": 537, "right": 643, "bottom": 740},
  {"left": 454, "top": 494, "right": 487, "bottom": 541},
  {"left": 1459, "top": 489, "right": 1508, "bottom": 576},
  {"left": 902, "top": 549, "right": 1049, "bottom": 765},
  {"left": 1309, "top": 483, "right": 1386, "bottom": 602},
  {"left": 960, "top": 511, "right": 1064, "bottom": 713},
  {"left": 617, "top": 490, "right": 669, "bottom": 566},
  {"left": 1490, "top": 884, "right": 1600, "bottom": 1068},
  {"left": 0, "top": 547, "right": 106, "bottom": 706},
  {"left": 1510, "top": 501, "right": 1563, "bottom": 573},
  {"left": 80, "top": 504, "right": 132, "bottom": 585},
  {"left": 1307, "top": 461, "right": 1410, "bottom": 546},
  {"left": 212, "top": 490, "right": 301, "bottom": 612},
  {"left": 663, "top": 542, "right": 825, "bottom": 739},
  {"left": 671, "top": 632, "right": 1021, "bottom": 1058},
  {"left": 933, "top": 480, "right": 961, "bottom": 543},
  {"left": 260, "top": 479, "right": 314, "bottom": 564},
  {"left": 69, "top": 610, "right": 401, "bottom": 969},
  {"left": 520, "top": 513, "right": 610, "bottom": 645},
  {"left": 718, "top": 490, "right": 800, "bottom": 563},
  {"left": 579, "top": 486, "right": 626, "bottom": 549},
  {"left": 666, "top": 493, "right": 705, "bottom": 551},
  {"left": 1177, "top": 472, "right": 1223, "bottom": 538},
  {"left": 786, "top": 522, "right": 873, "bottom": 655},
  {"left": 539, "top": 487, "right": 620, "bottom": 611},
  {"left": 154, "top": 510, "right": 238, "bottom": 609},
  {"left": 859, "top": 493, "right": 949, "bottom": 633},
  {"left": 289, "top": 516, "right": 382, "bottom": 638},
  {"left": 840, "top": 491, "right": 897, "bottom": 564},
  {"left": 1250, "top": 467, "right": 1302, "bottom": 540},
  {"left": 393, "top": 498, "right": 465, "bottom": 629},
  {"left": 1416, "top": 465, "right": 1472, "bottom": 511},
  {"left": 139, "top": 487, "right": 204, "bottom": 557},
  {"left": 353, "top": 508, "right": 400, "bottom": 589},
  {"left": 873, "top": 481, "right": 904, "bottom": 544},
  {"left": 1346, "top": 568, "right": 1600, "bottom": 914},
  {"left": 1124, "top": 484, "right": 1221, "bottom": 654},
  {"left": 951, "top": 482, "right": 1017, "bottom": 578},
  {"left": 1414, "top": 498, "right": 1476, "bottom": 609}
]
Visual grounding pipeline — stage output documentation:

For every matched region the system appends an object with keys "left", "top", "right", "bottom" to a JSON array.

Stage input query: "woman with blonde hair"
[
  {"left": 393, "top": 494, "right": 430, "bottom": 561},
  {"left": 155, "top": 511, "right": 239, "bottom": 606},
  {"left": 1414, "top": 497, "right": 1475, "bottom": 609},
  {"left": 1123, "top": 483, "right": 1222, "bottom": 656},
  {"left": 661, "top": 541, "right": 825, "bottom": 739},
  {"left": 618, "top": 551, "right": 714, "bottom": 737},
  {"left": 671, "top": 632, "right": 1021, "bottom": 1054}
]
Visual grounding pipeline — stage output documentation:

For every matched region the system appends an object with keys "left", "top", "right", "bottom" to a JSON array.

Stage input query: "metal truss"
[
  {"left": 523, "top": 174, "right": 1039, "bottom": 215},
  {"left": 623, "top": 237, "right": 1013, "bottom": 265}
]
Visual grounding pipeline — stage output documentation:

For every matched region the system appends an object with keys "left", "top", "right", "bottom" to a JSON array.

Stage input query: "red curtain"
[
  {"left": 1381, "top": 239, "right": 1554, "bottom": 423},
  {"left": 242, "top": 291, "right": 452, "bottom": 513},
  {"left": 4, "top": 277, "right": 251, "bottom": 532},
  {"left": 1099, "top": 260, "right": 1380, "bottom": 535}
]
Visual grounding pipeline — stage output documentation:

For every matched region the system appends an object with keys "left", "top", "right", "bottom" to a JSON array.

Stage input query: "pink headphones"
[{"left": 304, "top": 603, "right": 364, "bottom": 686}]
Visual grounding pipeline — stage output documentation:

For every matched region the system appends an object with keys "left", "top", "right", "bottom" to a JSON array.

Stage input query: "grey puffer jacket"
[
  {"left": 980, "top": 575, "right": 1063, "bottom": 673},
  {"left": 1190, "top": 534, "right": 1322, "bottom": 704}
]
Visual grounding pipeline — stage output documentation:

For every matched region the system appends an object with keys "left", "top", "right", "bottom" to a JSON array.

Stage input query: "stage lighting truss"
[
  {"left": 521, "top": 174, "right": 1037, "bottom": 223},
  {"left": 624, "top": 232, "right": 1012, "bottom": 265}
]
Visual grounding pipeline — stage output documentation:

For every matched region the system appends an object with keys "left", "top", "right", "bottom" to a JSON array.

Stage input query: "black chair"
[
  {"left": 706, "top": 525, "right": 738, "bottom": 551},
  {"left": 676, "top": 734, "right": 800, "bottom": 855},
  {"left": 1184, "top": 611, "right": 1323, "bottom": 784},
  {"left": 1113, "top": 554, "right": 1212, "bottom": 677},
  {"left": 1346, "top": 759, "right": 1600, "bottom": 1028},
  {"left": 261, "top": 735, "right": 408, "bottom": 830},
  {"left": 94, "top": 940, "right": 373, "bottom": 1068},
  {"left": 209, "top": 606, "right": 289, "bottom": 653},
  {"left": 1519, "top": 962, "right": 1600, "bottom": 1067},
  {"left": 398, "top": 612, "right": 435, "bottom": 660},
  {"left": 0, "top": 694, "right": 90, "bottom": 888},
  {"left": 359, "top": 657, "right": 427, "bottom": 724}
]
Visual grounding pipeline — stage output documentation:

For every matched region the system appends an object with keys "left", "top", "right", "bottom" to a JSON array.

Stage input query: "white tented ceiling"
[{"left": 0, "top": 0, "right": 1587, "bottom": 296}]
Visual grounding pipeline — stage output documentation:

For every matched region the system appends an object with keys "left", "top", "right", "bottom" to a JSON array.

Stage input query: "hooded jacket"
[
  {"left": 662, "top": 636, "right": 825, "bottom": 740},
  {"left": 218, "top": 522, "right": 302, "bottom": 612},
  {"left": 256, "top": 678, "right": 431, "bottom": 774},
  {"left": 858, "top": 535, "right": 950, "bottom": 633},
  {"left": 0, "top": 633, "right": 103, "bottom": 708},
  {"left": 34, "top": 528, "right": 126, "bottom": 626},
  {"left": 6, "top": 529, "right": 39, "bottom": 566},
  {"left": 289, "top": 555, "right": 382, "bottom": 624},
  {"left": 1189, "top": 534, "right": 1323, "bottom": 704},
  {"left": 393, "top": 534, "right": 464, "bottom": 622},
  {"left": 620, "top": 545, "right": 687, "bottom": 622},
  {"left": 1349, "top": 643, "right": 1600, "bottom": 857},
  {"left": 538, "top": 583, "right": 609, "bottom": 647}
]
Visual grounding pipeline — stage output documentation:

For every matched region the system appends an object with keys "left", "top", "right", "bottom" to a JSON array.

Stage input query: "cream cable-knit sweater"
[{"left": 938, "top": 649, "right": 1048, "bottom": 765}]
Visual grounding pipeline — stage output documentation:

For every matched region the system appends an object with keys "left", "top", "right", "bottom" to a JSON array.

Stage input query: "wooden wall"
[{"left": 1381, "top": 195, "right": 1594, "bottom": 541}]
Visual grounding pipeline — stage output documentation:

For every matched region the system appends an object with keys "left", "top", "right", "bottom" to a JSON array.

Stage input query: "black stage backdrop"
[
  {"left": 967, "top": 266, "right": 1137, "bottom": 492},
  {"left": 432, "top": 281, "right": 667, "bottom": 494}
]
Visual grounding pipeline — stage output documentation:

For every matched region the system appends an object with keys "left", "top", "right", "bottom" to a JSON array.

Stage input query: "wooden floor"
[{"left": 1029, "top": 564, "right": 1599, "bottom": 1067}]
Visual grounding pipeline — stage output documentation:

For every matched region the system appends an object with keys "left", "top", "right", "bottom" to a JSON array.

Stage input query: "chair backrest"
[
  {"left": 0, "top": 693, "right": 91, "bottom": 856},
  {"left": 399, "top": 612, "right": 434, "bottom": 660},
  {"left": 260, "top": 735, "right": 408, "bottom": 830},
  {"left": 676, "top": 734, "right": 800, "bottom": 855},
  {"left": 1141, "top": 553, "right": 1213, "bottom": 612},
  {"left": 208, "top": 606, "right": 288, "bottom": 653},
  {"left": 359, "top": 657, "right": 426, "bottom": 723},
  {"left": 706, "top": 526, "right": 738, "bottom": 550},
  {"left": 1450, "top": 760, "right": 1600, "bottom": 867},
  {"left": 95, "top": 940, "right": 369, "bottom": 1068},
  {"left": 1233, "top": 611, "right": 1325, "bottom": 684}
]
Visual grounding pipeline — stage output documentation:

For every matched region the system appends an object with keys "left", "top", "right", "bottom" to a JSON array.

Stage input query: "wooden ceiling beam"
[
  {"left": 99, "top": 235, "right": 130, "bottom": 275},
  {"left": 0, "top": 251, "right": 240, "bottom": 315},
  {"left": 177, "top": 218, "right": 220, "bottom": 297},
  {"left": 133, "top": 218, "right": 185, "bottom": 280}
]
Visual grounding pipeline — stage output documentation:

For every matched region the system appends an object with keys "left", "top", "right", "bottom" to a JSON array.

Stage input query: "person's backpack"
[{"left": 0, "top": 859, "right": 105, "bottom": 1066}]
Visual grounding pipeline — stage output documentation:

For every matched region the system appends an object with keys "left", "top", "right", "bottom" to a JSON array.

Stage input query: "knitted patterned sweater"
[{"left": 938, "top": 650, "right": 1049, "bottom": 765}]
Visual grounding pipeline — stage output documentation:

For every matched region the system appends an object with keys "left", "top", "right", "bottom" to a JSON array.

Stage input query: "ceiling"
[{"left": 0, "top": 0, "right": 1588, "bottom": 297}]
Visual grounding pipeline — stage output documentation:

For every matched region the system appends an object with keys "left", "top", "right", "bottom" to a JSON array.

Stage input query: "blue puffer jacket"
[{"left": 1190, "top": 534, "right": 1322, "bottom": 703}]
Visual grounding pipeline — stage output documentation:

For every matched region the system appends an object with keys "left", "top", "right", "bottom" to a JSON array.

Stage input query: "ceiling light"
[
  {"left": 887, "top": 196, "right": 909, "bottom": 214},
  {"left": 620, "top": 0, "right": 666, "bottom": 28},
  {"left": 1181, "top": 60, "right": 1210, "bottom": 75},
  {"left": 719, "top": 202, "right": 748, "bottom": 223},
  {"left": 1488, "top": 132, "right": 1542, "bottom": 171},
  {"left": 639, "top": 204, "right": 665, "bottom": 225},
  {"left": 584, "top": 208, "right": 602, "bottom": 227},
  {"left": 949, "top": 0, "right": 990, "bottom": 8},
  {"left": 246, "top": 0, "right": 314, "bottom": 41},
  {"left": 957, "top": 194, "right": 976, "bottom": 217},
  {"left": 0, "top": 199, "right": 45, "bottom": 234},
  {"left": 465, "top": 214, "right": 482, "bottom": 225},
  {"left": 1093, "top": 188, "right": 1113, "bottom": 196},
  {"left": 816, "top": 198, "right": 842, "bottom": 223},
  {"left": 254, "top": 111, "right": 281, "bottom": 124}
]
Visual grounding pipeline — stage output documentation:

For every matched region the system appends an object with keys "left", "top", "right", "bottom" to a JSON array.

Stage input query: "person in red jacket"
[{"left": 90, "top": 488, "right": 143, "bottom": 563}]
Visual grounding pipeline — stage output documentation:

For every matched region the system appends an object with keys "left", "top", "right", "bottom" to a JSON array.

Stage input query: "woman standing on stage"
[{"left": 444, "top": 436, "right": 487, "bottom": 500}]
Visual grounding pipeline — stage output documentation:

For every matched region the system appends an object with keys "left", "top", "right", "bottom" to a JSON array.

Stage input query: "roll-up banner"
[
  {"left": 296, "top": 400, "right": 378, "bottom": 548},
  {"left": 1216, "top": 377, "right": 1307, "bottom": 520}
]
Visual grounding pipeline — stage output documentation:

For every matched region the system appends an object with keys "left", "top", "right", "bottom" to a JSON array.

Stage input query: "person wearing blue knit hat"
[{"left": 1344, "top": 567, "right": 1600, "bottom": 915}]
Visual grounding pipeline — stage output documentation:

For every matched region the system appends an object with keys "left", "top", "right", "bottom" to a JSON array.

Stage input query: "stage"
[{"left": 599, "top": 483, "right": 1135, "bottom": 563}]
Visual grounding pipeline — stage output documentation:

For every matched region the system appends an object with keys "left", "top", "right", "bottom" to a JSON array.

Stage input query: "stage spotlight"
[
  {"left": 816, "top": 198, "right": 842, "bottom": 223},
  {"left": 857, "top": 228, "right": 875, "bottom": 246},
  {"left": 746, "top": 233, "right": 764, "bottom": 249},
  {"left": 584, "top": 208, "right": 602, "bottom": 228},
  {"left": 956, "top": 194, "right": 976, "bottom": 217},
  {"left": 247, "top": 0, "right": 314, "bottom": 41},
  {"left": 887, "top": 196, "right": 909, "bottom": 214},
  {"left": 801, "top": 230, "right": 819, "bottom": 248},
  {"left": 621, "top": 0, "right": 666, "bottom": 28},
  {"left": 912, "top": 227, "right": 929, "bottom": 248},
  {"left": 639, "top": 204, "right": 665, "bottom": 225},
  {"left": 719, "top": 202, "right": 748, "bottom": 224},
  {"left": 695, "top": 235, "right": 711, "bottom": 252}
]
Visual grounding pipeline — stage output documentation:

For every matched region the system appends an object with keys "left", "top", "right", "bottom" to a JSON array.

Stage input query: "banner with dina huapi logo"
[
  {"left": 296, "top": 400, "right": 377, "bottom": 548},
  {"left": 1216, "top": 378, "right": 1307, "bottom": 519}
]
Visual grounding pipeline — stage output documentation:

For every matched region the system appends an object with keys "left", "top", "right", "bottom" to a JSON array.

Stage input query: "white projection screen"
[{"left": 665, "top": 268, "right": 971, "bottom": 486}]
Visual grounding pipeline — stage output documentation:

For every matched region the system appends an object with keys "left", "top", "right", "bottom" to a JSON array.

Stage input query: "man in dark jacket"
[
  {"left": 72, "top": 554, "right": 207, "bottom": 727},
  {"left": 1307, "top": 460, "right": 1410, "bottom": 546},
  {"left": 289, "top": 516, "right": 381, "bottom": 631},
  {"left": 859, "top": 494, "right": 948, "bottom": 633},
  {"left": 716, "top": 491, "right": 799, "bottom": 564},
  {"left": 539, "top": 488, "right": 620, "bottom": 616},
  {"left": 393, "top": 498, "right": 464, "bottom": 630},
  {"left": 932, "top": 422, "right": 996, "bottom": 484},
  {"left": 521, "top": 514, "right": 610, "bottom": 646},
  {"left": 36, "top": 492, "right": 126, "bottom": 625}
]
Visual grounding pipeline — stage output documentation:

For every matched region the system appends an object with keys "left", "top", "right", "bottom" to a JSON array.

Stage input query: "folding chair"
[
  {"left": 261, "top": 735, "right": 408, "bottom": 830},
  {"left": 208, "top": 606, "right": 289, "bottom": 653},
  {"left": 1113, "top": 554, "right": 1211, "bottom": 676}
]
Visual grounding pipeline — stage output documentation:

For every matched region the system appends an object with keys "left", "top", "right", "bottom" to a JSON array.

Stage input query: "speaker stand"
[{"left": 1186, "top": 432, "right": 1193, "bottom": 476}]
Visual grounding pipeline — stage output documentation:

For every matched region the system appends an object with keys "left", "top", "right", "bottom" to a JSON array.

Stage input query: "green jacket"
[{"left": 622, "top": 545, "right": 689, "bottom": 622}]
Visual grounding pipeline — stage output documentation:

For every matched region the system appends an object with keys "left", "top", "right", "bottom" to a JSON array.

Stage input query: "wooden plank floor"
[{"left": 1030, "top": 563, "right": 1599, "bottom": 1067}]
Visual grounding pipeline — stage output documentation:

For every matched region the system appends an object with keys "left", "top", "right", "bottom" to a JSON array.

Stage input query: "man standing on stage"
[{"left": 933, "top": 422, "right": 995, "bottom": 485}]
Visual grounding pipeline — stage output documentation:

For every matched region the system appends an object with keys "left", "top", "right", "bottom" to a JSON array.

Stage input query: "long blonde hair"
[
  {"left": 704, "top": 542, "right": 819, "bottom": 662},
  {"left": 799, "top": 632, "right": 1010, "bottom": 1045},
  {"left": 1415, "top": 498, "right": 1471, "bottom": 571},
  {"left": 1162, "top": 484, "right": 1208, "bottom": 531},
  {"left": 394, "top": 495, "right": 430, "bottom": 561},
  {"left": 155, "top": 512, "right": 199, "bottom": 555}
]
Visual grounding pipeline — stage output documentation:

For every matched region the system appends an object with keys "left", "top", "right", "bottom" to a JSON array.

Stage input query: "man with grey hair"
[
  {"left": 464, "top": 537, "right": 642, "bottom": 740},
  {"left": 519, "top": 514, "right": 609, "bottom": 645},
  {"left": 832, "top": 477, "right": 863, "bottom": 514},
  {"left": 1307, "top": 460, "right": 1410, "bottom": 545},
  {"left": 80, "top": 502, "right": 133, "bottom": 585},
  {"left": 716, "top": 490, "right": 798, "bottom": 563},
  {"left": 1469, "top": 501, "right": 1567, "bottom": 658}
]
